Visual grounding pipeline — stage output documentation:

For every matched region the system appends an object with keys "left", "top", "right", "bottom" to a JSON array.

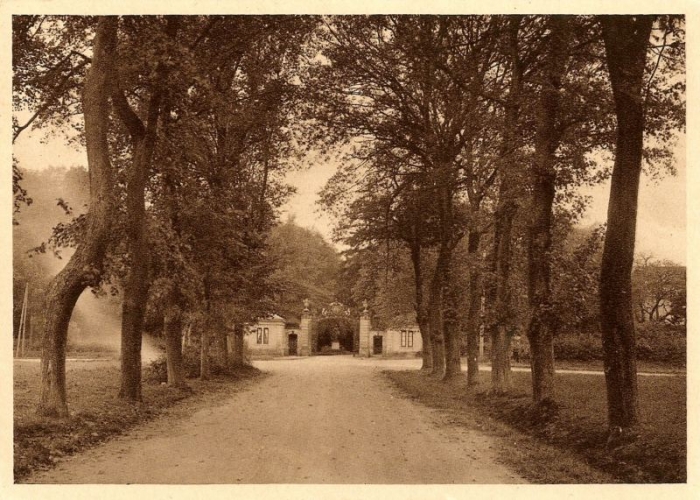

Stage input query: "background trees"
[{"left": 632, "top": 254, "right": 686, "bottom": 324}]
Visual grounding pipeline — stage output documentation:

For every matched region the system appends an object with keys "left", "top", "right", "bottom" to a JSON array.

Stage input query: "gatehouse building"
[{"left": 245, "top": 300, "right": 422, "bottom": 358}]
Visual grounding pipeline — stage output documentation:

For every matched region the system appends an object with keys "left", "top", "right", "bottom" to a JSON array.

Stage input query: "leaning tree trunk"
[
  {"left": 526, "top": 16, "right": 569, "bottom": 407},
  {"left": 465, "top": 229, "right": 482, "bottom": 386},
  {"left": 37, "top": 18, "right": 118, "bottom": 417},
  {"left": 598, "top": 15, "right": 654, "bottom": 431},
  {"left": 164, "top": 304, "right": 188, "bottom": 388}
]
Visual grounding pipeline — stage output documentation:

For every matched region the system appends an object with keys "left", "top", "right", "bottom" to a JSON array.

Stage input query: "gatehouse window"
[
  {"left": 400, "top": 330, "right": 414, "bottom": 348},
  {"left": 256, "top": 327, "right": 270, "bottom": 345}
]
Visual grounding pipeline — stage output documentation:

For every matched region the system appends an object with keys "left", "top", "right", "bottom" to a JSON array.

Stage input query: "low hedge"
[
  {"left": 145, "top": 345, "right": 249, "bottom": 382},
  {"left": 552, "top": 323, "right": 685, "bottom": 365}
]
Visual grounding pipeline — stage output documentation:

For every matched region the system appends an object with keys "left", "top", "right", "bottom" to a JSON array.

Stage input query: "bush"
[
  {"left": 554, "top": 333, "right": 604, "bottom": 361},
  {"left": 551, "top": 323, "right": 686, "bottom": 365},
  {"left": 144, "top": 356, "right": 168, "bottom": 383},
  {"left": 636, "top": 322, "right": 686, "bottom": 365},
  {"left": 144, "top": 344, "right": 251, "bottom": 383}
]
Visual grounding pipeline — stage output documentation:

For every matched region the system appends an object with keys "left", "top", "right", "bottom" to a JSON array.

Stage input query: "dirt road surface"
[{"left": 26, "top": 356, "right": 525, "bottom": 484}]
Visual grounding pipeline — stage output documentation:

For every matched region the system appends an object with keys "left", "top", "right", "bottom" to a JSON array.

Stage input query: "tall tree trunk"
[
  {"left": 164, "top": 304, "right": 187, "bottom": 388},
  {"left": 465, "top": 229, "right": 482, "bottom": 386},
  {"left": 491, "top": 325, "right": 511, "bottom": 391},
  {"left": 428, "top": 269, "right": 446, "bottom": 377},
  {"left": 598, "top": 15, "right": 654, "bottom": 431},
  {"left": 216, "top": 322, "right": 229, "bottom": 369},
  {"left": 37, "top": 18, "right": 118, "bottom": 417},
  {"left": 115, "top": 16, "right": 177, "bottom": 401},
  {"left": 200, "top": 322, "right": 211, "bottom": 380},
  {"left": 431, "top": 171, "right": 460, "bottom": 379},
  {"left": 409, "top": 240, "right": 432, "bottom": 371},
  {"left": 200, "top": 276, "right": 212, "bottom": 380},
  {"left": 488, "top": 15, "right": 523, "bottom": 394},
  {"left": 231, "top": 323, "right": 246, "bottom": 366},
  {"left": 443, "top": 266, "right": 462, "bottom": 380},
  {"left": 526, "top": 16, "right": 569, "bottom": 407},
  {"left": 489, "top": 177, "right": 518, "bottom": 393},
  {"left": 118, "top": 140, "right": 150, "bottom": 400}
]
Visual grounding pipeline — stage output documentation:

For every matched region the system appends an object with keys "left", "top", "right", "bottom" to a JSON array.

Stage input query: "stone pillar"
[
  {"left": 299, "top": 310, "right": 312, "bottom": 356},
  {"left": 359, "top": 312, "right": 371, "bottom": 357}
]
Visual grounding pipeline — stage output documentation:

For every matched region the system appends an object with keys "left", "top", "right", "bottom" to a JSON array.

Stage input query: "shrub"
[
  {"left": 553, "top": 332, "right": 604, "bottom": 361},
  {"left": 550, "top": 323, "right": 686, "bottom": 365},
  {"left": 636, "top": 322, "right": 686, "bottom": 365},
  {"left": 144, "top": 343, "right": 252, "bottom": 383},
  {"left": 144, "top": 355, "right": 169, "bottom": 383}
]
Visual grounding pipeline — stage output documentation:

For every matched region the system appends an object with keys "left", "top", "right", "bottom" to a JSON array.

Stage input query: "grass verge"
[
  {"left": 14, "top": 359, "right": 262, "bottom": 482},
  {"left": 385, "top": 369, "right": 685, "bottom": 483}
]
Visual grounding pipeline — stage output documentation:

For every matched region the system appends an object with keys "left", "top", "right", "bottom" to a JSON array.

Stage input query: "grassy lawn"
[
  {"left": 531, "top": 359, "right": 686, "bottom": 374},
  {"left": 14, "top": 359, "right": 262, "bottom": 482},
  {"left": 385, "top": 368, "right": 685, "bottom": 483}
]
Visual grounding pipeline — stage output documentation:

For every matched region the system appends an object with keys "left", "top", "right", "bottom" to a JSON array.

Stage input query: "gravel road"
[{"left": 26, "top": 356, "right": 525, "bottom": 484}]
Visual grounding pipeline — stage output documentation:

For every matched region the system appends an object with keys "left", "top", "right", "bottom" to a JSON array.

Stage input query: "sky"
[
  {"left": 13, "top": 125, "right": 687, "bottom": 266},
  {"left": 578, "top": 135, "right": 687, "bottom": 265}
]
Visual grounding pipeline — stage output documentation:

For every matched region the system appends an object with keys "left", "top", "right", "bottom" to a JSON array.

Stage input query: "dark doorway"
[
  {"left": 373, "top": 335, "right": 383, "bottom": 355},
  {"left": 288, "top": 333, "right": 298, "bottom": 356}
]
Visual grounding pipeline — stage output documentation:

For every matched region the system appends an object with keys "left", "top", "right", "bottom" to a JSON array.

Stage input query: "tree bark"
[
  {"left": 598, "top": 15, "right": 654, "bottom": 431},
  {"left": 465, "top": 229, "right": 482, "bottom": 386},
  {"left": 409, "top": 240, "right": 433, "bottom": 372},
  {"left": 491, "top": 325, "right": 511, "bottom": 391},
  {"left": 118, "top": 139, "right": 150, "bottom": 400},
  {"left": 231, "top": 323, "right": 246, "bottom": 366},
  {"left": 431, "top": 170, "right": 460, "bottom": 380},
  {"left": 526, "top": 16, "right": 569, "bottom": 406},
  {"left": 488, "top": 15, "right": 522, "bottom": 394},
  {"left": 200, "top": 322, "right": 211, "bottom": 380},
  {"left": 200, "top": 275, "right": 213, "bottom": 379},
  {"left": 37, "top": 18, "right": 118, "bottom": 417},
  {"left": 428, "top": 264, "right": 446, "bottom": 377},
  {"left": 216, "top": 321, "right": 229, "bottom": 369},
  {"left": 489, "top": 172, "right": 518, "bottom": 393},
  {"left": 164, "top": 305, "right": 188, "bottom": 388},
  {"left": 442, "top": 265, "right": 462, "bottom": 380}
]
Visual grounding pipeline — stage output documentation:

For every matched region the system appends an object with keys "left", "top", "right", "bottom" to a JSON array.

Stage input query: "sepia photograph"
[{"left": 4, "top": 2, "right": 693, "bottom": 498}]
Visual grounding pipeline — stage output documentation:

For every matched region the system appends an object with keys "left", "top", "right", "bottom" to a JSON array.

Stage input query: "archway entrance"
[{"left": 314, "top": 316, "right": 355, "bottom": 354}]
